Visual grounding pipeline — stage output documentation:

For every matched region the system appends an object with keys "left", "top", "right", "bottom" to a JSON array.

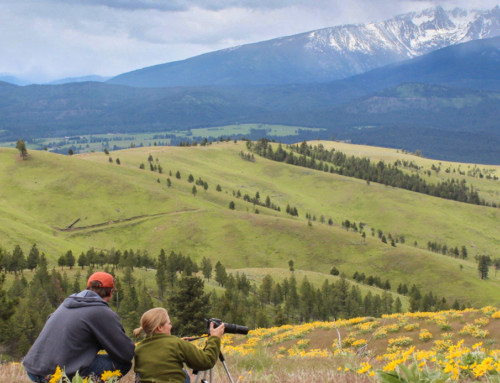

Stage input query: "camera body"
[{"left": 206, "top": 318, "right": 249, "bottom": 335}]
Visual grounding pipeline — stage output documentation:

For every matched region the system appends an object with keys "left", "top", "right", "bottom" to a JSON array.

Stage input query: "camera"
[{"left": 206, "top": 318, "right": 249, "bottom": 335}]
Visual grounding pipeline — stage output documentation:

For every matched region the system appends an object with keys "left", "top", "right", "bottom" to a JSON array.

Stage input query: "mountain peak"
[{"left": 108, "top": 6, "right": 500, "bottom": 88}]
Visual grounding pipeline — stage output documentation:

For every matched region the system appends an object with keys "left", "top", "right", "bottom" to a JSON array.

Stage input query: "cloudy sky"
[{"left": 0, "top": 0, "right": 497, "bottom": 83}]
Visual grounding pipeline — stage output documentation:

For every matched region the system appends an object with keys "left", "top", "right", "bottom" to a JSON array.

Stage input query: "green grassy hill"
[{"left": 1, "top": 142, "right": 499, "bottom": 306}]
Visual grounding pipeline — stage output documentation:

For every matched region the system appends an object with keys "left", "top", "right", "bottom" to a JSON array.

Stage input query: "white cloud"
[{"left": 0, "top": 0, "right": 497, "bottom": 82}]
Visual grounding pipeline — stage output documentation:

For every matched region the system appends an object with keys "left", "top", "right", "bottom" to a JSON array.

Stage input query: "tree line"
[{"left": 246, "top": 139, "right": 491, "bottom": 207}]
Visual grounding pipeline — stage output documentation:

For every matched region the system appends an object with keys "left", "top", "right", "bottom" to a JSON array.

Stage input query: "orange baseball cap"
[{"left": 87, "top": 272, "right": 115, "bottom": 288}]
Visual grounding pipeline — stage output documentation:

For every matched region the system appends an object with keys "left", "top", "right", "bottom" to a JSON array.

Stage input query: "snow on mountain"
[
  {"left": 305, "top": 6, "right": 500, "bottom": 59},
  {"left": 109, "top": 6, "right": 500, "bottom": 87}
]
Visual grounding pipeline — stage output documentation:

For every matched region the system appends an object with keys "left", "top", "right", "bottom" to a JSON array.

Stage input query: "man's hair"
[{"left": 87, "top": 280, "right": 113, "bottom": 298}]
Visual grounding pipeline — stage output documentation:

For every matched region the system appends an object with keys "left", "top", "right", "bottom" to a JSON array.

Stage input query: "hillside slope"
[{"left": 1, "top": 143, "right": 499, "bottom": 306}]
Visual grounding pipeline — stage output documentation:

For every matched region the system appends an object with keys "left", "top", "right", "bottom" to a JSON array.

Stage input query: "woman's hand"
[{"left": 209, "top": 321, "right": 225, "bottom": 338}]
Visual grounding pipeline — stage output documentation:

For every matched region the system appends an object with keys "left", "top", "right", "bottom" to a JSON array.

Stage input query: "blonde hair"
[{"left": 133, "top": 307, "right": 169, "bottom": 338}]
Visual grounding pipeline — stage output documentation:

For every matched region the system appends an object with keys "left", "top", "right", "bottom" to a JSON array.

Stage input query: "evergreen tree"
[
  {"left": 11, "top": 245, "right": 26, "bottom": 275},
  {"left": 258, "top": 275, "right": 274, "bottom": 306},
  {"left": 57, "top": 255, "right": 66, "bottom": 268},
  {"left": 72, "top": 271, "right": 82, "bottom": 293},
  {"left": 215, "top": 261, "right": 228, "bottom": 287},
  {"left": 461, "top": 246, "right": 468, "bottom": 259},
  {"left": 285, "top": 275, "right": 299, "bottom": 319},
  {"left": 478, "top": 255, "right": 490, "bottom": 279},
  {"left": 165, "top": 252, "right": 178, "bottom": 287},
  {"left": 335, "top": 275, "right": 350, "bottom": 317},
  {"left": 253, "top": 308, "right": 268, "bottom": 328},
  {"left": 77, "top": 252, "right": 88, "bottom": 269},
  {"left": 394, "top": 297, "right": 403, "bottom": 313},
  {"left": 8, "top": 275, "right": 27, "bottom": 299},
  {"left": 156, "top": 249, "right": 167, "bottom": 299},
  {"left": 168, "top": 276, "right": 210, "bottom": 336},
  {"left": 0, "top": 275, "right": 17, "bottom": 321},
  {"left": 201, "top": 257, "right": 212, "bottom": 280},
  {"left": 65, "top": 250, "right": 75, "bottom": 269},
  {"left": 27, "top": 244, "right": 40, "bottom": 271},
  {"left": 137, "top": 281, "right": 154, "bottom": 315},
  {"left": 330, "top": 266, "right": 339, "bottom": 276},
  {"left": 298, "top": 277, "right": 315, "bottom": 322}
]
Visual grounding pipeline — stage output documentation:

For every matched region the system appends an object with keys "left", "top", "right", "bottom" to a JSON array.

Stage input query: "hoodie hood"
[{"left": 63, "top": 290, "right": 109, "bottom": 309}]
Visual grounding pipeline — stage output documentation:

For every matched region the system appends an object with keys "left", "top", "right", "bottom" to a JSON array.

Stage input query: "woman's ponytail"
[{"left": 133, "top": 326, "right": 144, "bottom": 338}]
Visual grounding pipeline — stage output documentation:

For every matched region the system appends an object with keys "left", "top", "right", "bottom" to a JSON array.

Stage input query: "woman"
[{"left": 133, "top": 307, "right": 224, "bottom": 383}]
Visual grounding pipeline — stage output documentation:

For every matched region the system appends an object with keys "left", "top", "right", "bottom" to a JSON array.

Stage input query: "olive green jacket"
[{"left": 134, "top": 333, "right": 221, "bottom": 383}]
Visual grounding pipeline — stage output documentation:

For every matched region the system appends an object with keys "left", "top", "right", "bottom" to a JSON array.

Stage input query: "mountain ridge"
[{"left": 108, "top": 6, "right": 500, "bottom": 88}]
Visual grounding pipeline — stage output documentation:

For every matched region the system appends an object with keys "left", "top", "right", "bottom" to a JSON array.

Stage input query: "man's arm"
[{"left": 91, "top": 309, "right": 135, "bottom": 362}]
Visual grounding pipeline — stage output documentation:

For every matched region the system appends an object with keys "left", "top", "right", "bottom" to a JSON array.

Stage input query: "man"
[{"left": 23, "top": 271, "right": 135, "bottom": 382}]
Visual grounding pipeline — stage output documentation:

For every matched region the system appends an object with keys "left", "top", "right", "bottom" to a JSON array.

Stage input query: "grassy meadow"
[{"left": 0, "top": 141, "right": 499, "bottom": 307}]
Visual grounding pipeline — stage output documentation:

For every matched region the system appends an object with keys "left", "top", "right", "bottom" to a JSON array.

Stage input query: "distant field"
[
  {"left": 0, "top": 124, "right": 321, "bottom": 154},
  {"left": 191, "top": 124, "right": 323, "bottom": 137},
  {"left": 0, "top": 141, "right": 499, "bottom": 306}
]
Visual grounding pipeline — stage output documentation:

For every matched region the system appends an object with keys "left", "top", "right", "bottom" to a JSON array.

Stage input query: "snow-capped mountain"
[
  {"left": 109, "top": 6, "right": 500, "bottom": 88},
  {"left": 306, "top": 6, "right": 499, "bottom": 59}
]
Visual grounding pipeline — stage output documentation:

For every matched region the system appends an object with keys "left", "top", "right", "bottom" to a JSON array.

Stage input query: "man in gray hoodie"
[{"left": 23, "top": 271, "right": 135, "bottom": 382}]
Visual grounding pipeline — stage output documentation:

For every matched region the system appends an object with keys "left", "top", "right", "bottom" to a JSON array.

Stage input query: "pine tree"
[
  {"left": 201, "top": 257, "right": 212, "bottom": 280},
  {"left": 27, "top": 244, "right": 40, "bottom": 271},
  {"left": 65, "top": 250, "right": 75, "bottom": 269},
  {"left": 77, "top": 252, "right": 88, "bottom": 269},
  {"left": 478, "top": 255, "right": 490, "bottom": 279},
  {"left": 0, "top": 275, "right": 16, "bottom": 321},
  {"left": 156, "top": 249, "right": 167, "bottom": 299},
  {"left": 168, "top": 276, "right": 210, "bottom": 336},
  {"left": 11, "top": 245, "right": 26, "bottom": 275},
  {"left": 215, "top": 261, "right": 228, "bottom": 287},
  {"left": 285, "top": 275, "right": 299, "bottom": 319},
  {"left": 258, "top": 275, "right": 274, "bottom": 306},
  {"left": 394, "top": 297, "right": 403, "bottom": 313},
  {"left": 138, "top": 281, "right": 154, "bottom": 315}
]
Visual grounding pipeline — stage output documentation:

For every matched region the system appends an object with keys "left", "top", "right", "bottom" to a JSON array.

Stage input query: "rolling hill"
[{"left": 1, "top": 142, "right": 499, "bottom": 306}]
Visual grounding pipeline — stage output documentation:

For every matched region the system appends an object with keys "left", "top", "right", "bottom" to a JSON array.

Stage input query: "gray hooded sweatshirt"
[{"left": 23, "top": 290, "right": 135, "bottom": 377}]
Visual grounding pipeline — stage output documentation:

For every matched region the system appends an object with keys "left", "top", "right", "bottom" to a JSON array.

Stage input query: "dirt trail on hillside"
[{"left": 55, "top": 209, "right": 201, "bottom": 232}]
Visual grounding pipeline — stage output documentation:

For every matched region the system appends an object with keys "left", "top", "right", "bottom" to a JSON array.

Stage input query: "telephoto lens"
[{"left": 207, "top": 318, "right": 249, "bottom": 335}]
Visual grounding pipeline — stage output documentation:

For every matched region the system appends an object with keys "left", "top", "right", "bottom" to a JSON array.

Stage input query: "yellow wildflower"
[
  {"left": 101, "top": 370, "right": 122, "bottom": 382},
  {"left": 49, "top": 366, "right": 63, "bottom": 383},
  {"left": 356, "top": 362, "right": 372, "bottom": 374}
]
